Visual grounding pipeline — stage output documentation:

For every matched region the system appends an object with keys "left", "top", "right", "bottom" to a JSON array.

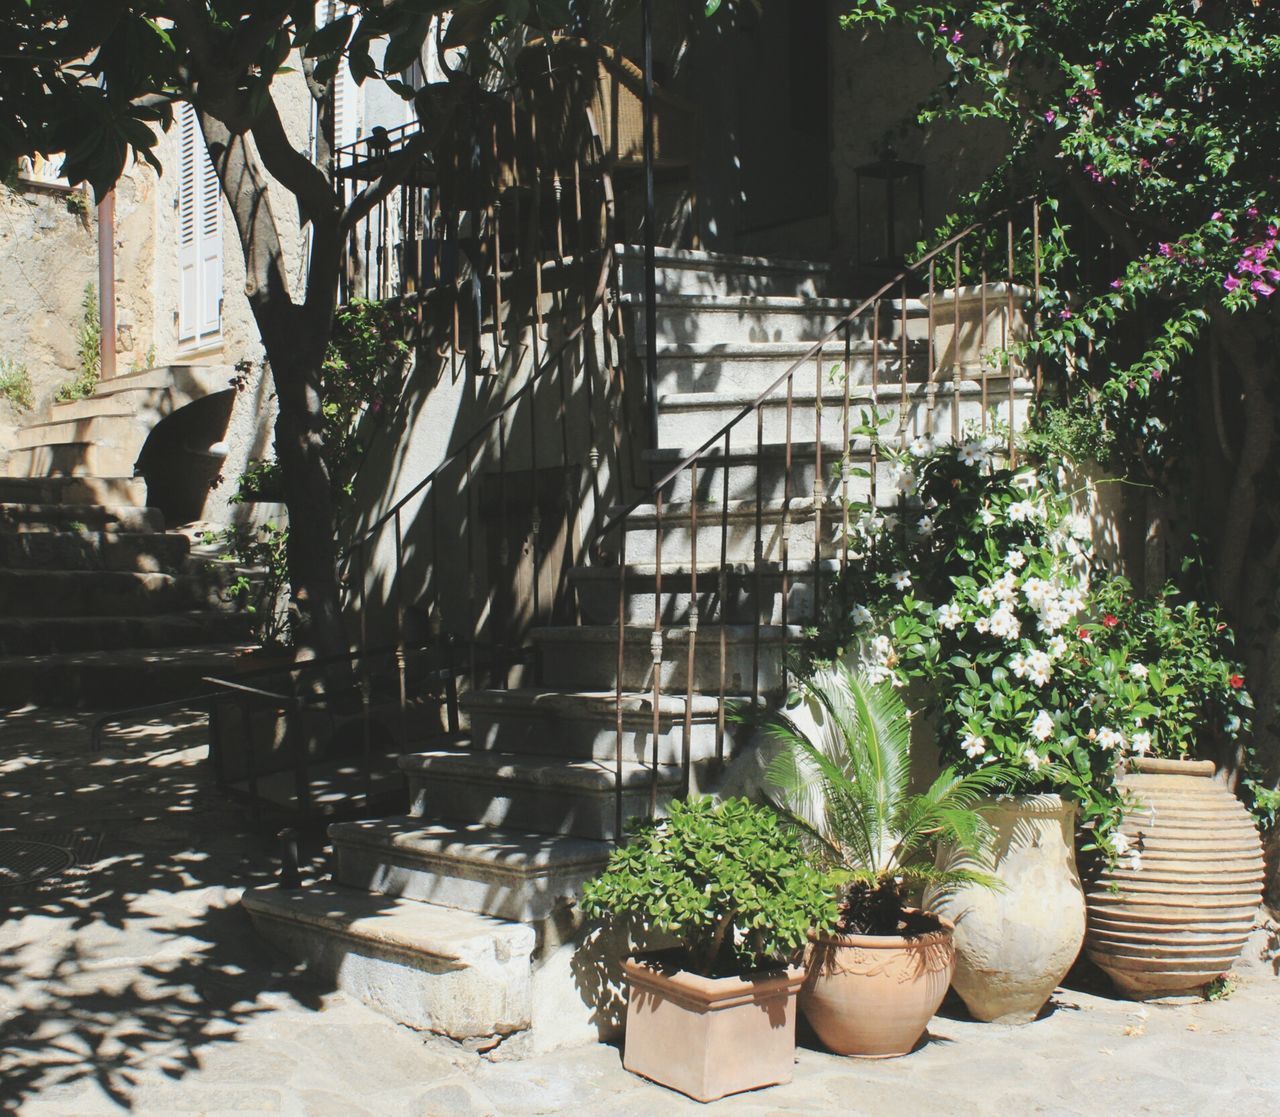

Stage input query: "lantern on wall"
[{"left": 855, "top": 151, "right": 925, "bottom": 268}]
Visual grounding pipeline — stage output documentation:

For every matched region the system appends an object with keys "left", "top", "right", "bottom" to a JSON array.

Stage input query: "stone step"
[
  {"left": 0, "top": 529, "right": 190, "bottom": 573},
  {"left": 0, "top": 502, "right": 164, "bottom": 533},
  {"left": 607, "top": 496, "right": 844, "bottom": 565},
  {"left": 636, "top": 338, "right": 926, "bottom": 397},
  {"left": 570, "top": 559, "right": 838, "bottom": 627},
  {"left": 0, "top": 475, "right": 147, "bottom": 506},
  {"left": 84, "top": 362, "right": 230, "bottom": 400},
  {"left": 617, "top": 244, "right": 832, "bottom": 299},
  {"left": 222, "top": 751, "right": 411, "bottom": 817},
  {"left": 6, "top": 441, "right": 139, "bottom": 478},
  {"left": 402, "top": 748, "right": 681, "bottom": 841},
  {"left": 13, "top": 412, "right": 141, "bottom": 451},
  {"left": 642, "top": 440, "right": 898, "bottom": 505},
  {"left": 241, "top": 885, "right": 535, "bottom": 1040},
  {"left": 655, "top": 376, "right": 1036, "bottom": 448},
  {"left": 620, "top": 293, "right": 925, "bottom": 345},
  {"left": 330, "top": 817, "right": 610, "bottom": 922},
  {"left": 461, "top": 687, "right": 731, "bottom": 766},
  {"left": 0, "top": 569, "right": 219, "bottom": 617},
  {"left": 0, "top": 643, "right": 251, "bottom": 709},
  {"left": 530, "top": 623, "right": 798, "bottom": 693},
  {"left": 0, "top": 610, "right": 252, "bottom": 655}
]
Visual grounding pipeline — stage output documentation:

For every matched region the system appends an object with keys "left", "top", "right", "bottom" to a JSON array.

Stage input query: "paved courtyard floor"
[{"left": 2, "top": 706, "right": 1278, "bottom": 1117}]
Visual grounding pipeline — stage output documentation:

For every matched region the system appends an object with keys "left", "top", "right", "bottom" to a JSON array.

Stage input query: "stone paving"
[{"left": 2, "top": 706, "right": 1278, "bottom": 1117}]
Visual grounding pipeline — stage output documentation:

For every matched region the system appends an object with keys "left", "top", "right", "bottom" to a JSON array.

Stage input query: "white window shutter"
[{"left": 177, "top": 103, "right": 223, "bottom": 346}]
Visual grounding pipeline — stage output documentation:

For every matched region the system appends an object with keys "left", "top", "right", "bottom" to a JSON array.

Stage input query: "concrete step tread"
[
  {"left": 460, "top": 686, "right": 724, "bottom": 719},
  {"left": 0, "top": 568, "right": 186, "bottom": 589},
  {"left": 612, "top": 495, "right": 844, "bottom": 521},
  {"left": 641, "top": 338, "right": 924, "bottom": 359},
  {"left": 241, "top": 884, "right": 536, "bottom": 961},
  {"left": 0, "top": 476, "right": 147, "bottom": 507},
  {"left": 658, "top": 375, "right": 1035, "bottom": 410},
  {"left": 570, "top": 557, "right": 840, "bottom": 579},
  {"left": 0, "top": 503, "right": 164, "bottom": 532},
  {"left": 615, "top": 243, "right": 831, "bottom": 274},
  {"left": 643, "top": 440, "right": 850, "bottom": 463},
  {"left": 531, "top": 623, "right": 802, "bottom": 644},
  {"left": 400, "top": 748, "right": 682, "bottom": 789},
  {"left": 330, "top": 817, "right": 611, "bottom": 873}
]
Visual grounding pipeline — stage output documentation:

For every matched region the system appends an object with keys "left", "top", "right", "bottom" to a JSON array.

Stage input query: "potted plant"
[
  {"left": 1075, "top": 582, "right": 1266, "bottom": 998},
  {"left": 813, "top": 434, "right": 1109, "bottom": 1023},
  {"left": 579, "top": 796, "right": 837, "bottom": 1103},
  {"left": 765, "top": 664, "right": 1010, "bottom": 1057}
]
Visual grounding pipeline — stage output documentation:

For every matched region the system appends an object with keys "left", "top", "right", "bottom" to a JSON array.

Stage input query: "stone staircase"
[
  {"left": 242, "top": 245, "right": 1040, "bottom": 1052},
  {"left": 0, "top": 365, "right": 253, "bottom": 710}
]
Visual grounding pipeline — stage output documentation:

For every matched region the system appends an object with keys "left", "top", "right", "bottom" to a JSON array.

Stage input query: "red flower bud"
[
  {"left": 1103, "top": 613, "right": 1119, "bottom": 628},
  {"left": 1230, "top": 674, "right": 1245, "bottom": 689}
]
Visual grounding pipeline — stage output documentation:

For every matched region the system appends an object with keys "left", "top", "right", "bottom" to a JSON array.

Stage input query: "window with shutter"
[{"left": 177, "top": 102, "right": 223, "bottom": 347}]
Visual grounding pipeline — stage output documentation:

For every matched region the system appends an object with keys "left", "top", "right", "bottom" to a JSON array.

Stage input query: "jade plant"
[{"left": 579, "top": 796, "right": 838, "bottom": 977}]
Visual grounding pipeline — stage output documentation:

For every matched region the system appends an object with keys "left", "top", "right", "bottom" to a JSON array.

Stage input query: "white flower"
[
  {"left": 894, "top": 467, "right": 918, "bottom": 494},
  {"left": 1048, "top": 635, "right": 1068, "bottom": 660},
  {"left": 989, "top": 607, "right": 1021, "bottom": 641},
  {"left": 1068, "top": 514, "right": 1091, "bottom": 540},
  {"left": 908, "top": 435, "right": 936, "bottom": 458},
  {"left": 866, "top": 664, "right": 893, "bottom": 686},
  {"left": 994, "top": 572, "right": 1019, "bottom": 604},
  {"left": 977, "top": 585, "right": 997, "bottom": 608},
  {"left": 979, "top": 506, "right": 997, "bottom": 527},
  {"left": 962, "top": 734, "right": 987, "bottom": 759},
  {"left": 1027, "top": 649, "right": 1052, "bottom": 687},
  {"left": 916, "top": 515, "right": 935, "bottom": 536},
  {"left": 850, "top": 604, "right": 873, "bottom": 627},
  {"left": 974, "top": 616, "right": 990, "bottom": 634},
  {"left": 872, "top": 634, "right": 894, "bottom": 661},
  {"left": 1129, "top": 663, "right": 1149, "bottom": 680},
  {"left": 1010, "top": 652, "right": 1029, "bottom": 679},
  {"left": 1007, "top": 499, "right": 1037, "bottom": 523},
  {"left": 956, "top": 440, "right": 990, "bottom": 467},
  {"left": 881, "top": 512, "right": 900, "bottom": 533},
  {"left": 935, "top": 603, "right": 963, "bottom": 630},
  {"left": 1096, "top": 727, "right": 1124, "bottom": 751},
  {"left": 1130, "top": 730, "right": 1152, "bottom": 756},
  {"left": 890, "top": 570, "right": 912, "bottom": 591},
  {"left": 1124, "top": 851, "right": 1144, "bottom": 873},
  {"left": 1031, "top": 710, "right": 1055, "bottom": 741},
  {"left": 1023, "top": 747, "right": 1046, "bottom": 770},
  {"left": 1012, "top": 470, "right": 1037, "bottom": 490},
  {"left": 1107, "top": 831, "right": 1131, "bottom": 856},
  {"left": 1006, "top": 549, "right": 1027, "bottom": 570}
]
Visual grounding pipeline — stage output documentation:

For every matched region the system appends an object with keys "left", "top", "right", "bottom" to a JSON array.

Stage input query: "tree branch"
[
  {"left": 249, "top": 97, "right": 338, "bottom": 227},
  {"left": 226, "top": 0, "right": 299, "bottom": 75},
  {"left": 339, "top": 130, "right": 434, "bottom": 235}
]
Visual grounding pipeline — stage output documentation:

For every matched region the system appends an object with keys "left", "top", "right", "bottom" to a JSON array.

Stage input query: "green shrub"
[
  {"left": 579, "top": 796, "right": 838, "bottom": 977},
  {"left": 0, "top": 358, "right": 34, "bottom": 410},
  {"left": 55, "top": 282, "right": 101, "bottom": 402}
]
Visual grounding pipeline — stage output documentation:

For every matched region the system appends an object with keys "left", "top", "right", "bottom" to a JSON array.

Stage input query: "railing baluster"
[
  {"left": 980, "top": 265, "right": 990, "bottom": 430},
  {"left": 899, "top": 280, "right": 909, "bottom": 450},
  {"left": 1007, "top": 218, "right": 1017, "bottom": 462},
  {"left": 498, "top": 409, "right": 510, "bottom": 686},
  {"left": 683, "top": 461, "right": 697, "bottom": 798},
  {"left": 615, "top": 524, "right": 627, "bottom": 841},
  {"left": 650, "top": 492, "right": 664, "bottom": 819},
  {"left": 812, "top": 347, "right": 823, "bottom": 622},
  {"left": 841, "top": 319, "right": 852, "bottom": 575},
  {"left": 717, "top": 429, "right": 730, "bottom": 767},
  {"left": 357, "top": 541, "right": 372, "bottom": 805},
  {"left": 394, "top": 508, "right": 407, "bottom": 747},
  {"left": 953, "top": 242, "right": 963, "bottom": 442},
  {"left": 751, "top": 406, "right": 764, "bottom": 704},
  {"left": 927, "top": 259, "right": 937, "bottom": 439},
  {"left": 1032, "top": 200, "right": 1042, "bottom": 399},
  {"left": 781, "top": 371, "right": 793, "bottom": 689}
]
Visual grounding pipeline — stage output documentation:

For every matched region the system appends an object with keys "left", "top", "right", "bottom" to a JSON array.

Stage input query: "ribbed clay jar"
[{"left": 1085, "top": 758, "right": 1264, "bottom": 999}]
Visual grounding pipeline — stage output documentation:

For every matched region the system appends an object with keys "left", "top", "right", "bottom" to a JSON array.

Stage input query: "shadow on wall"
[{"left": 136, "top": 390, "right": 235, "bottom": 525}]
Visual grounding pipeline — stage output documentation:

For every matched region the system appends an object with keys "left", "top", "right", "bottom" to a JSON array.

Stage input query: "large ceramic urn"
[
  {"left": 926, "top": 793, "right": 1086, "bottom": 1023},
  {"left": 1085, "top": 758, "right": 1265, "bottom": 999}
]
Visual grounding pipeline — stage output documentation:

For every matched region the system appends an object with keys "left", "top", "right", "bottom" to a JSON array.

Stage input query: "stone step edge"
[
  {"left": 241, "top": 884, "right": 536, "bottom": 963},
  {"left": 658, "top": 375, "right": 1036, "bottom": 411},
  {"left": 530, "top": 623, "right": 802, "bottom": 645},
  {"left": 399, "top": 749, "right": 682, "bottom": 791},
  {"left": 329, "top": 817, "right": 611, "bottom": 876},
  {"left": 569, "top": 557, "right": 841, "bottom": 580},
  {"left": 459, "top": 687, "right": 726, "bottom": 722}
]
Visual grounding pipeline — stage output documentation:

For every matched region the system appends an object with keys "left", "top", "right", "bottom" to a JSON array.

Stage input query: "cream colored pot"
[{"left": 926, "top": 793, "right": 1085, "bottom": 1023}]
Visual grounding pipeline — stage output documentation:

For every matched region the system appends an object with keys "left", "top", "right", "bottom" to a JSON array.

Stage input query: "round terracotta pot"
[
  {"left": 1085, "top": 757, "right": 1265, "bottom": 999},
  {"left": 801, "top": 911, "right": 955, "bottom": 1057},
  {"left": 925, "top": 793, "right": 1085, "bottom": 1024}
]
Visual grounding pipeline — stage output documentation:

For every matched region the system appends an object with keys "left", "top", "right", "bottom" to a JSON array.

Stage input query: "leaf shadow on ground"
[{"left": 0, "top": 708, "right": 327, "bottom": 1113}]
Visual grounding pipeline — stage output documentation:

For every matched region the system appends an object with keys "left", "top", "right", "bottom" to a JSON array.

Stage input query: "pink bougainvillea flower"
[
  {"left": 1211, "top": 211, "right": 1224, "bottom": 221},
  {"left": 951, "top": 30, "right": 963, "bottom": 43},
  {"left": 1058, "top": 309, "right": 1072, "bottom": 320},
  {"left": 1157, "top": 243, "right": 1172, "bottom": 257},
  {"left": 1150, "top": 369, "right": 1162, "bottom": 381},
  {"left": 1251, "top": 280, "right": 1275, "bottom": 296},
  {"left": 1110, "top": 278, "right": 1123, "bottom": 289},
  {"left": 1247, "top": 206, "right": 1259, "bottom": 218},
  {"left": 1044, "top": 110, "right": 1056, "bottom": 123},
  {"left": 1224, "top": 275, "right": 1241, "bottom": 291}
]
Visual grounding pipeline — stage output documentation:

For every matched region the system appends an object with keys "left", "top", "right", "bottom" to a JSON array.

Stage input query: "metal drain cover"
[{"left": 0, "top": 837, "right": 76, "bottom": 887}]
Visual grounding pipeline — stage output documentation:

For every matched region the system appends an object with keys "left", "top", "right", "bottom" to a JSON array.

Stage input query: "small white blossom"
[
  {"left": 989, "top": 607, "right": 1021, "bottom": 641},
  {"left": 1107, "top": 831, "right": 1131, "bottom": 856},
  {"left": 1129, "top": 663, "right": 1149, "bottom": 680},
  {"left": 979, "top": 506, "right": 997, "bottom": 527},
  {"left": 1023, "top": 747, "right": 1047, "bottom": 770},
  {"left": 894, "top": 467, "right": 918, "bottom": 494},
  {"left": 889, "top": 570, "right": 912, "bottom": 591},
  {"left": 1130, "top": 730, "right": 1152, "bottom": 756},
  {"left": 916, "top": 515, "right": 935, "bottom": 536},
  {"left": 1010, "top": 652, "right": 1029, "bottom": 679},
  {"left": 1006, "top": 549, "right": 1027, "bottom": 570},
  {"left": 977, "top": 585, "right": 997, "bottom": 608},
  {"left": 936, "top": 603, "right": 963, "bottom": 630},
  {"left": 1007, "top": 499, "right": 1037, "bottom": 523},
  {"left": 908, "top": 435, "right": 936, "bottom": 458},
  {"left": 1048, "top": 635, "right": 1068, "bottom": 660},
  {"left": 956, "top": 440, "right": 990, "bottom": 467},
  {"left": 881, "top": 512, "right": 900, "bottom": 533},
  {"left": 994, "top": 572, "right": 1020, "bottom": 604},
  {"left": 1125, "top": 851, "right": 1144, "bottom": 873},
  {"left": 1026, "top": 649, "right": 1052, "bottom": 687},
  {"left": 1096, "top": 727, "right": 1125, "bottom": 751},
  {"left": 1031, "top": 710, "right": 1055, "bottom": 741},
  {"left": 849, "top": 604, "right": 873, "bottom": 627},
  {"left": 974, "top": 616, "right": 991, "bottom": 634},
  {"left": 1068, "top": 514, "right": 1091, "bottom": 540},
  {"left": 962, "top": 734, "right": 987, "bottom": 759}
]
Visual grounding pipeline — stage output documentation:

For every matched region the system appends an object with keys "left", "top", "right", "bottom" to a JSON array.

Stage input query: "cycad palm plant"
[{"left": 766, "top": 663, "right": 1011, "bottom": 935}]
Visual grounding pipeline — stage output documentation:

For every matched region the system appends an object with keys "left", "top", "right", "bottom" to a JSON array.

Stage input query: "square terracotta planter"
[{"left": 621, "top": 951, "right": 806, "bottom": 1103}]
